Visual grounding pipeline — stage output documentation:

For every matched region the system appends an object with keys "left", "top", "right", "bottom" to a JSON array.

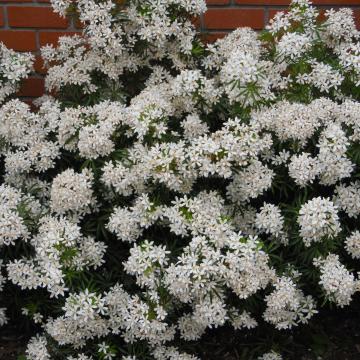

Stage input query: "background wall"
[{"left": 0, "top": 0, "right": 359, "bottom": 100}]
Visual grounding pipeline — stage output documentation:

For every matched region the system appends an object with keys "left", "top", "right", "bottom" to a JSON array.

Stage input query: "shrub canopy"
[{"left": 1, "top": 0, "right": 360, "bottom": 359}]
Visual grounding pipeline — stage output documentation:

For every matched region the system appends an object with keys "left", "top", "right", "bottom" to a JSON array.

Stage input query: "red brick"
[
  {"left": 17, "top": 78, "right": 45, "bottom": 97},
  {"left": 0, "top": 8, "right": 3, "bottom": 27},
  {"left": 312, "top": 0, "right": 360, "bottom": 4},
  {"left": 0, "top": 30, "right": 37, "bottom": 51},
  {"left": 8, "top": 6, "right": 68, "bottom": 28},
  {"left": 235, "top": 0, "right": 290, "bottom": 4},
  {"left": 39, "top": 31, "right": 79, "bottom": 47},
  {"left": 204, "top": 8, "right": 264, "bottom": 30},
  {"left": 206, "top": 0, "right": 231, "bottom": 5},
  {"left": 239, "top": 0, "right": 358, "bottom": 3},
  {"left": 191, "top": 16, "right": 201, "bottom": 29},
  {"left": 200, "top": 32, "right": 227, "bottom": 43},
  {"left": 268, "top": 8, "right": 284, "bottom": 19},
  {"left": 354, "top": 9, "right": 360, "bottom": 30},
  {"left": 33, "top": 55, "right": 47, "bottom": 75},
  {"left": 75, "top": 18, "right": 84, "bottom": 29}
]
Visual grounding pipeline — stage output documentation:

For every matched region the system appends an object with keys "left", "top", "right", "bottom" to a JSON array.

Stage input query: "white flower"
[
  {"left": 192, "top": 296, "right": 228, "bottom": 329},
  {"left": 334, "top": 181, "right": 360, "bottom": 218},
  {"left": 0, "top": 184, "right": 30, "bottom": 246},
  {"left": 317, "top": 123, "right": 353, "bottom": 185},
  {"left": 26, "top": 336, "right": 51, "bottom": 360},
  {"left": 314, "top": 254, "right": 358, "bottom": 307},
  {"left": 297, "top": 61, "right": 344, "bottom": 92},
  {"left": 255, "top": 203, "right": 285, "bottom": 240},
  {"left": 288, "top": 153, "right": 320, "bottom": 187},
  {"left": 258, "top": 351, "right": 283, "bottom": 360},
  {"left": 123, "top": 240, "right": 170, "bottom": 290},
  {"left": 227, "top": 160, "right": 274, "bottom": 204},
  {"left": 68, "top": 354, "right": 94, "bottom": 360},
  {"left": 178, "top": 314, "right": 206, "bottom": 340},
  {"left": 50, "top": 168, "right": 96, "bottom": 217},
  {"left": 0, "top": 308, "right": 8, "bottom": 327},
  {"left": 276, "top": 32, "right": 312, "bottom": 60},
  {"left": 0, "top": 43, "right": 34, "bottom": 103},
  {"left": 323, "top": 8, "right": 359, "bottom": 47},
  {"left": 229, "top": 309, "right": 257, "bottom": 330},
  {"left": 220, "top": 51, "right": 275, "bottom": 106},
  {"left": 298, "top": 197, "right": 341, "bottom": 246},
  {"left": 251, "top": 100, "right": 324, "bottom": 144},
  {"left": 98, "top": 342, "right": 115, "bottom": 359},
  {"left": 181, "top": 114, "right": 209, "bottom": 140},
  {"left": 345, "top": 231, "right": 360, "bottom": 259},
  {"left": 264, "top": 276, "right": 317, "bottom": 329},
  {"left": 7, "top": 215, "right": 105, "bottom": 297},
  {"left": 152, "top": 346, "right": 200, "bottom": 360},
  {"left": 33, "top": 312, "right": 44, "bottom": 324}
]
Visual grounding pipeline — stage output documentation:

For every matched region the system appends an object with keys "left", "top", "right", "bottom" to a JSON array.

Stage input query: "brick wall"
[
  {"left": 0, "top": 0, "right": 359, "bottom": 99},
  {"left": 0, "top": 0, "right": 79, "bottom": 99}
]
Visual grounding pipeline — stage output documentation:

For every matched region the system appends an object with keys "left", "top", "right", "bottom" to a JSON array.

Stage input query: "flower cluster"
[
  {"left": 7, "top": 215, "right": 106, "bottom": 297},
  {"left": 43, "top": 0, "right": 206, "bottom": 93},
  {"left": 0, "top": 43, "right": 34, "bottom": 103},
  {"left": 314, "top": 254, "right": 359, "bottom": 307}
]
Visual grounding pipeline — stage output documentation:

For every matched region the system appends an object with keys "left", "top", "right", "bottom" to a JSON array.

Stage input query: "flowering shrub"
[{"left": 1, "top": 0, "right": 360, "bottom": 359}]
